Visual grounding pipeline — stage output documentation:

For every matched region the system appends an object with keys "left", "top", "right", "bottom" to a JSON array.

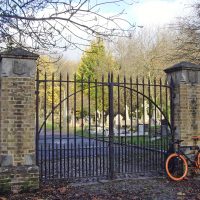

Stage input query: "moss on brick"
[
  {"left": 21, "top": 180, "right": 39, "bottom": 192},
  {"left": 0, "top": 180, "right": 11, "bottom": 194}
]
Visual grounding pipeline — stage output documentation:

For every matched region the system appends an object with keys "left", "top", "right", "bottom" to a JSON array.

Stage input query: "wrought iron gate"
[{"left": 36, "top": 72, "right": 174, "bottom": 181}]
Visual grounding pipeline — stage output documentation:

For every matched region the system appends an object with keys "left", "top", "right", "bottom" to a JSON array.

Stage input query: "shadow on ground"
[{"left": 1, "top": 177, "right": 200, "bottom": 200}]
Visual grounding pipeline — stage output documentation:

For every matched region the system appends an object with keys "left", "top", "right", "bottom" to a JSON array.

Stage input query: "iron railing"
[{"left": 36, "top": 72, "right": 173, "bottom": 181}]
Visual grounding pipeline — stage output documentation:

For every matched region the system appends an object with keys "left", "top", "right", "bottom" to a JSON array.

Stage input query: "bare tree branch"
[
  {"left": 171, "top": 2, "right": 200, "bottom": 64},
  {"left": 0, "top": 0, "right": 136, "bottom": 54}
]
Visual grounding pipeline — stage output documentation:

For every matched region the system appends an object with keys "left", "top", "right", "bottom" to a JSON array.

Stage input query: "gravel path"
[{"left": 2, "top": 177, "right": 200, "bottom": 200}]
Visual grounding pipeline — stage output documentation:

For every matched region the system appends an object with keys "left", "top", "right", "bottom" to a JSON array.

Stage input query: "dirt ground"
[{"left": 1, "top": 177, "right": 200, "bottom": 200}]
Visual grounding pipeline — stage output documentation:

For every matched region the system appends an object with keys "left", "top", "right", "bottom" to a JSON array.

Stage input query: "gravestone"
[{"left": 114, "top": 114, "right": 123, "bottom": 127}]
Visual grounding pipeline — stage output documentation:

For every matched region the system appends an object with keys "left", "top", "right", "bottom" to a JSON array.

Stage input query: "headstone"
[
  {"left": 137, "top": 124, "right": 149, "bottom": 136},
  {"left": 144, "top": 101, "right": 149, "bottom": 123},
  {"left": 106, "top": 115, "right": 109, "bottom": 126},
  {"left": 114, "top": 114, "right": 123, "bottom": 127},
  {"left": 70, "top": 112, "right": 75, "bottom": 127},
  {"left": 125, "top": 105, "right": 131, "bottom": 126}
]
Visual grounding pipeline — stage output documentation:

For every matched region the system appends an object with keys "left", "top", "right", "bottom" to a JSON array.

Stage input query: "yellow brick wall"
[
  {"left": 174, "top": 83, "right": 200, "bottom": 146},
  {"left": 0, "top": 77, "right": 35, "bottom": 165}
]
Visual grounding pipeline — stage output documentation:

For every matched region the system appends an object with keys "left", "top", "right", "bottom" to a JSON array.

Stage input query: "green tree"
[
  {"left": 37, "top": 56, "right": 65, "bottom": 124},
  {"left": 77, "top": 38, "right": 118, "bottom": 82},
  {"left": 77, "top": 39, "right": 118, "bottom": 115}
]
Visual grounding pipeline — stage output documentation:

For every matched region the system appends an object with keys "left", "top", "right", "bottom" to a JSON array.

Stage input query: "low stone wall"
[{"left": 0, "top": 166, "right": 39, "bottom": 194}]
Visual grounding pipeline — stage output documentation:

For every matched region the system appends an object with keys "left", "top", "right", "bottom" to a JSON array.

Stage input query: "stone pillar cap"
[
  {"left": 164, "top": 61, "right": 200, "bottom": 73},
  {"left": 0, "top": 47, "right": 39, "bottom": 60}
]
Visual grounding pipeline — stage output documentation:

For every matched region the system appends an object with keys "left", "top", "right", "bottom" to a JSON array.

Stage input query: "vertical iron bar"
[
  {"left": 154, "top": 78, "right": 157, "bottom": 170},
  {"left": 170, "top": 78, "right": 175, "bottom": 149},
  {"left": 56, "top": 143, "right": 58, "bottom": 178},
  {"left": 122, "top": 140, "right": 124, "bottom": 173},
  {"left": 95, "top": 78, "right": 98, "bottom": 177},
  {"left": 35, "top": 70, "right": 40, "bottom": 166},
  {"left": 40, "top": 145, "right": 43, "bottom": 180},
  {"left": 117, "top": 75, "right": 121, "bottom": 173},
  {"left": 130, "top": 76, "right": 133, "bottom": 172},
  {"left": 142, "top": 77, "right": 145, "bottom": 172},
  {"left": 148, "top": 78, "right": 151, "bottom": 171},
  {"left": 74, "top": 74, "right": 77, "bottom": 177},
  {"left": 52, "top": 73, "right": 55, "bottom": 179},
  {"left": 165, "top": 81, "right": 168, "bottom": 151},
  {"left": 71, "top": 143, "right": 73, "bottom": 177},
  {"left": 88, "top": 77, "right": 91, "bottom": 176},
  {"left": 114, "top": 141, "right": 117, "bottom": 173},
  {"left": 136, "top": 77, "right": 139, "bottom": 172},
  {"left": 99, "top": 142, "right": 102, "bottom": 176},
  {"left": 165, "top": 80, "right": 168, "bottom": 150},
  {"left": 102, "top": 75, "right": 105, "bottom": 176},
  {"left": 127, "top": 141, "right": 130, "bottom": 172},
  {"left": 81, "top": 75, "right": 84, "bottom": 177},
  {"left": 160, "top": 79, "right": 163, "bottom": 167},
  {"left": 108, "top": 73, "right": 114, "bottom": 179},
  {"left": 107, "top": 142, "right": 109, "bottom": 176},
  {"left": 68, "top": 142, "right": 70, "bottom": 178},
  {"left": 59, "top": 73, "right": 62, "bottom": 178},
  {"left": 93, "top": 142, "right": 95, "bottom": 176},
  {"left": 44, "top": 72, "right": 47, "bottom": 179},
  {"left": 86, "top": 144, "right": 88, "bottom": 177},
  {"left": 124, "top": 75, "right": 127, "bottom": 173},
  {"left": 67, "top": 74, "right": 70, "bottom": 178},
  {"left": 48, "top": 143, "right": 51, "bottom": 179},
  {"left": 78, "top": 144, "right": 81, "bottom": 178},
  {"left": 64, "top": 143, "right": 66, "bottom": 178}
]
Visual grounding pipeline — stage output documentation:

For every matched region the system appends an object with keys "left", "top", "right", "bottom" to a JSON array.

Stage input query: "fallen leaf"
[
  {"left": 57, "top": 187, "right": 67, "bottom": 194},
  {"left": 177, "top": 192, "right": 185, "bottom": 196},
  {"left": 0, "top": 197, "right": 7, "bottom": 200},
  {"left": 42, "top": 188, "right": 54, "bottom": 193}
]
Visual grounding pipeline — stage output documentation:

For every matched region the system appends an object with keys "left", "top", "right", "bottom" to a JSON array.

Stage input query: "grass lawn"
[{"left": 43, "top": 122, "right": 170, "bottom": 149}]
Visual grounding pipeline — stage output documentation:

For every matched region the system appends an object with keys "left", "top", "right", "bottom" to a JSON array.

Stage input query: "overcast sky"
[
  {"left": 65, "top": 0, "right": 195, "bottom": 61},
  {"left": 131, "top": 0, "right": 194, "bottom": 26}
]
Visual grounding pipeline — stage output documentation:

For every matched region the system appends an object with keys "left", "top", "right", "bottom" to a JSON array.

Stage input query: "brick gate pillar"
[
  {"left": 164, "top": 62, "right": 200, "bottom": 146},
  {"left": 0, "top": 48, "right": 39, "bottom": 193}
]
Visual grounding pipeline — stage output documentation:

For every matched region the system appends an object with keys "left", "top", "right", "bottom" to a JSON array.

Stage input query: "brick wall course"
[
  {"left": 165, "top": 63, "right": 200, "bottom": 147},
  {"left": 0, "top": 49, "right": 39, "bottom": 193}
]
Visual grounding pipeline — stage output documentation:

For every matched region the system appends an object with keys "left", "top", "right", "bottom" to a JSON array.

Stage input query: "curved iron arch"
[
  {"left": 38, "top": 84, "right": 102, "bottom": 134},
  {"left": 118, "top": 85, "right": 172, "bottom": 131},
  {"left": 37, "top": 83, "right": 172, "bottom": 135}
]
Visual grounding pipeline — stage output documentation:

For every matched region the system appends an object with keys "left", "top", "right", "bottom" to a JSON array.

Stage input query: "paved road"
[
  {"left": 37, "top": 130, "right": 164, "bottom": 159},
  {"left": 37, "top": 130, "right": 165, "bottom": 179},
  {"left": 38, "top": 130, "right": 110, "bottom": 158},
  {"left": 38, "top": 130, "right": 107, "bottom": 146}
]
